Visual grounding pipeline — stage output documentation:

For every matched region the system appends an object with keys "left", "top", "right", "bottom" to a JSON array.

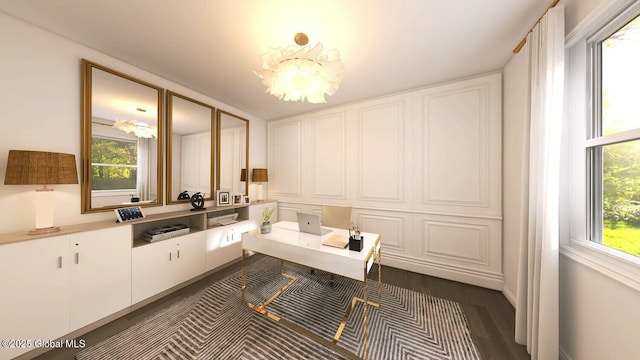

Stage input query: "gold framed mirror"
[
  {"left": 216, "top": 110, "right": 249, "bottom": 196},
  {"left": 81, "top": 59, "right": 164, "bottom": 213},
  {"left": 166, "top": 91, "right": 216, "bottom": 204}
]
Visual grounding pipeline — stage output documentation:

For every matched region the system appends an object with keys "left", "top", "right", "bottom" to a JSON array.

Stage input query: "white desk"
[{"left": 241, "top": 221, "right": 381, "bottom": 360}]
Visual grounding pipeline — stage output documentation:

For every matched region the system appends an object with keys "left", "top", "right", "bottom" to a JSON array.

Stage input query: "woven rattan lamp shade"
[
  {"left": 4, "top": 150, "right": 78, "bottom": 185},
  {"left": 252, "top": 168, "right": 268, "bottom": 182}
]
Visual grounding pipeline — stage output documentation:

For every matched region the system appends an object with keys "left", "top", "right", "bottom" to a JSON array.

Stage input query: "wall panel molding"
[
  {"left": 355, "top": 211, "right": 409, "bottom": 253},
  {"left": 420, "top": 220, "right": 489, "bottom": 265},
  {"left": 268, "top": 119, "right": 303, "bottom": 198},
  {"left": 310, "top": 112, "right": 348, "bottom": 200},
  {"left": 413, "top": 73, "right": 501, "bottom": 218},
  {"left": 356, "top": 99, "right": 407, "bottom": 203}
]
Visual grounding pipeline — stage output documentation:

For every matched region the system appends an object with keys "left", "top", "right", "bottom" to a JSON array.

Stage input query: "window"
[
  {"left": 91, "top": 136, "right": 138, "bottom": 191},
  {"left": 588, "top": 12, "right": 640, "bottom": 258}
]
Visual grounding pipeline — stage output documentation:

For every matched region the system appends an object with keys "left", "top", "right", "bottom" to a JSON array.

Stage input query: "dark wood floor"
[{"left": 34, "top": 255, "right": 530, "bottom": 360}]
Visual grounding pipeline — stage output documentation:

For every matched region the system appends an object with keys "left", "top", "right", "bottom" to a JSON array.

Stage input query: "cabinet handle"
[
  {"left": 177, "top": 250, "right": 180, "bottom": 259},
  {"left": 169, "top": 252, "right": 172, "bottom": 261},
  {"left": 75, "top": 252, "right": 79, "bottom": 265},
  {"left": 58, "top": 256, "right": 63, "bottom": 269}
]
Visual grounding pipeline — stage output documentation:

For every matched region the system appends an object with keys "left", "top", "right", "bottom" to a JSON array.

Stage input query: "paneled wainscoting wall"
[{"left": 268, "top": 73, "right": 503, "bottom": 289}]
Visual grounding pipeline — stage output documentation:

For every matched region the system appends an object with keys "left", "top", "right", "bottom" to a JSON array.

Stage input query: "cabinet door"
[
  {"left": 0, "top": 236, "right": 69, "bottom": 360},
  {"left": 172, "top": 232, "right": 206, "bottom": 285},
  {"left": 68, "top": 226, "right": 132, "bottom": 330},
  {"left": 205, "top": 221, "right": 247, "bottom": 271},
  {"left": 132, "top": 239, "right": 175, "bottom": 304}
]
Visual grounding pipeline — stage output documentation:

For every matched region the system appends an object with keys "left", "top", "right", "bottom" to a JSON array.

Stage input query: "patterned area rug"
[{"left": 77, "top": 257, "right": 480, "bottom": 360}]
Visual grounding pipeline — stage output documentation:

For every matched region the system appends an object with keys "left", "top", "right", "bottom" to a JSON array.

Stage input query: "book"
[{"left": 322, "top": 235, "right": 349, "bottom": 248}]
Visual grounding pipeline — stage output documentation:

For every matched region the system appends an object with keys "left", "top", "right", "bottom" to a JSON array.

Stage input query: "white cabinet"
[
  {"left": 0, "top": 235, "right": 69, "bottom": 360},
  {"left": 206, "top": 220, "right": 248, "bottom": 271},
  {"left": 248, "top": 201, "right": 278, "bottom": 231},
  {"left": 181, "top": 132, "right": 211, "bottom": 195},
  {"left": 132, "top": 231, "right": 206, "bottom": 304},
  {"left": 0, "top": 226, "right": 131, "bottom": 360},
  {"left": 68, "top": 226, "right": 132, "bottom": 330}
]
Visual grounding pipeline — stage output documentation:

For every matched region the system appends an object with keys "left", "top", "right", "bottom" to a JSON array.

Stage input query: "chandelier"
[
  {"left": 113, "top": 119, "right": 157, "bottom": 138},
  {"left": 254, "top": 33, "right": 345, "bottom": 103}
]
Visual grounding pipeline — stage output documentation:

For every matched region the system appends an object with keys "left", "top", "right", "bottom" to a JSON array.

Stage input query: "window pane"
[
  {"left": 91, "top": 137, "right": 137, "bottom": 191},
  {"left": 92, "top": 137, "right": 137, "bottom": 165},
  {"left": 601, "top": 15, "right": 640, "bottom": 135},
  {"left": 602, "top": 140, "right": 640, "bottom": 257},
  {"left": 92, "top": 165, "right": 137, "bottom": 190}
]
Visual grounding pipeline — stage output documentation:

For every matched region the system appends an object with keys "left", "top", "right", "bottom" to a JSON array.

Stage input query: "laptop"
[{"left": 296, "top": 212, "right": 333, "bottom": 236}]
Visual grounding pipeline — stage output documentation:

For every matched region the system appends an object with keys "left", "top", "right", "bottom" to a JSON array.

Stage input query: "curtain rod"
[{"left": 513, "top": 0, "right": 561, "bottom": 53}]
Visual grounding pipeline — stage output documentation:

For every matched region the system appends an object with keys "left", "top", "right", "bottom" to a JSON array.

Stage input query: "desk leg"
[
  {"left": 363, "top": 275, "right": 369, "bottom": 360},
  {"left": 378, "top": 248, "right": 382, "bottom": 304},
  {"left": 241, "top": 248, "right": 247, "bottom": 304}
]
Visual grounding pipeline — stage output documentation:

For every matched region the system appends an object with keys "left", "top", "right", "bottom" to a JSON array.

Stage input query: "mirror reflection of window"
[{"left": 82, "top": 59, "right": 163, "bottom": 212}]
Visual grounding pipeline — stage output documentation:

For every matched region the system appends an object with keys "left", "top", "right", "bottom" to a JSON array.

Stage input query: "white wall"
[{"left": 0, "top": 12, "right": 267, "bottom": 234}]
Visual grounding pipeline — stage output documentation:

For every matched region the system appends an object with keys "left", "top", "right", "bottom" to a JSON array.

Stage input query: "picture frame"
[
  {"left": 243, "top": 195, "right": 251, "bottom": 205},
  {"left": 233, "top": 193, "right": 243, "bottom": 206},
  {"left": 217, "top": 190, "right": 231, "bottom": 206}
]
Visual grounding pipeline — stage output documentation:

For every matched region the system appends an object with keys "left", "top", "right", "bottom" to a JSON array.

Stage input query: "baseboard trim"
[
  {"left": 382, "top": 252, "right": 504, "bottom": 290},
  {"left": 559, "top": 346, "right": 573, "bottom": 360},
  {"left": 502, "top": 284, "right": 517, "bottom": 307}
]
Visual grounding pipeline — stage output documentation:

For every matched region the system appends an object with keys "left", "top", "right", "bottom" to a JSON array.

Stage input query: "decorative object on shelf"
[
  {"left": 177, "top": 191, "right": 191, "bottom": 200},
  {"left": 190, "top": 192, "right": 206, "bottom": 211},
  {"left": 114, "top": 206, "right": 146, "bottom": 223},
  {"left": 4, "top": 150, "right": 78, "bottom": 234},
  {"left": 252, "top": 168, "right": 268, "bottom": 201},
  {"left": 233, "top": 194, "right": 243, "bottom": 206},
  {"left": 260, "top": 207, "right": 275, "bottom": 234},
  {"left": 130, "top": 194, "right": 140, "bottom": 203},
  {"left": 243, "top": 195, "right": 251, "bottom": 205},
  {"left": 254, "top": 32, "right": 345, "bottom": 103},
  {"left": 217, "top": 190, "right": 231, "bottom": 206},
  {"left": 143, "top": 223, "right": 189, "bottom": 242}
]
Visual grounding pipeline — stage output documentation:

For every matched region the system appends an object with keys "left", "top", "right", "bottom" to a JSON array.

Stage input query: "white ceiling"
[{"left": 0, "top": 0, "right": 547, "bottom": 121}]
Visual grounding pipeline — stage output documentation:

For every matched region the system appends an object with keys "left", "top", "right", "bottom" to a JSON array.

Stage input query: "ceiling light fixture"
[
  {"left": 254, "top": 32, "right": 345, "bottom": 103},
  {"left": 113, "top": 119, "right": 157, "bottom": 138}
]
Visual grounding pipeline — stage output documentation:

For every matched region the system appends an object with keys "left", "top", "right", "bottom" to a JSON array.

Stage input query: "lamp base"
[{"left": 29, "top": 226, "right": 61, "bottom": 235}]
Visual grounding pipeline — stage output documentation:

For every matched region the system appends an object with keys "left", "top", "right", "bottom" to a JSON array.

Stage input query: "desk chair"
[{"left": 314, "top": 205, "right": 352, "bottom": 287}]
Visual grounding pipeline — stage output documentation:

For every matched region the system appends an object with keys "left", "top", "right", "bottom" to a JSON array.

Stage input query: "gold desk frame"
[{"left": 241, "top": 237, "right": 382, "bottom": 360}]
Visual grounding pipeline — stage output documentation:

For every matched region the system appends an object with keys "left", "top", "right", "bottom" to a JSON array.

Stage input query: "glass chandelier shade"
[
  {"left": 255, "top": 40, "right": 345, "bottom": 103},
  {"left": 113, "top": 119, "right": 157, "bottom": 138}
]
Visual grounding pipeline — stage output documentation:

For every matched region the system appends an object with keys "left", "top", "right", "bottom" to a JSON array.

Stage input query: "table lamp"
[
  {"left": 252, "top": 168, "right": 268, "bottom": 201},
  {"left": 4, "top": 150, "right": 78, "bottom": 234}
]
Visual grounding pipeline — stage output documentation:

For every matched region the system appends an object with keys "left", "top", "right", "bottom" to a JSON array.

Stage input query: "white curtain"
[
  {"left": 515, "top": 5, "right": 564, "bottom": 360},
  {"left": 137, "top": 137, "right": 151, "bottom": 201}
]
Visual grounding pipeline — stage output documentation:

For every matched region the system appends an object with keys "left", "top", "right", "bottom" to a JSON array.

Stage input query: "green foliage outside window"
[
  {"left": 600, "top": 15, "right": 640, "bottom": 256},
  {"left": 91, "top": 137, "right": 137, "bottom": 190}
]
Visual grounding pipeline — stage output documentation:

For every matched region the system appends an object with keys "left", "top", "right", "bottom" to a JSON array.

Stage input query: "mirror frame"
[
  {"left": 81, "top": 59, "right": 164, "bottom": 213},
  {"left": 166, "top": 91, "right": 216, "bottom": 205},
  {"left": 216, "top": 110, "right": 249, "bottom": 196}
]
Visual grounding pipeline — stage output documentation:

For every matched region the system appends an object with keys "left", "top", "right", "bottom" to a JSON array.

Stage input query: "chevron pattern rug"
[{"left": 77, "top": 256, "right": 480, "bottom": 360}]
